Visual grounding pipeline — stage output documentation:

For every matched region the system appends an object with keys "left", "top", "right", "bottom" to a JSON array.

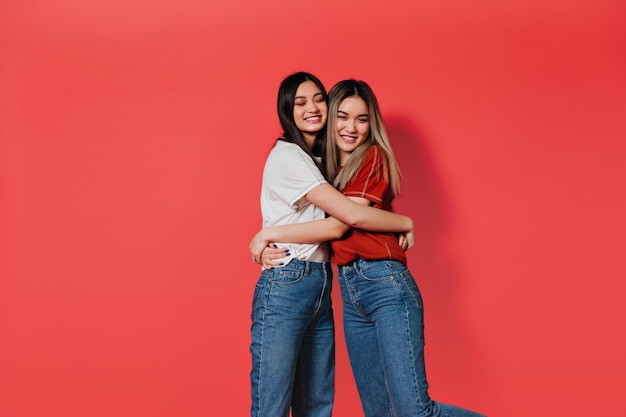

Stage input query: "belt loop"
[{"left": 304, "top": 260, "right": 310, "bottom": 276}]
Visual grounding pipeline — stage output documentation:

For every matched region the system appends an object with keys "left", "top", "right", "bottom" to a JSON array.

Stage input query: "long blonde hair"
[{"left": 325, "top": 80, "right": 402, "bottom": 197}]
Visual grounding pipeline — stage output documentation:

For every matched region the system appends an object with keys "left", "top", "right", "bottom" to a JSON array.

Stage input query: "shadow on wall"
[{"left": 386, "top": 115, "right": 490, "bottom": 408}]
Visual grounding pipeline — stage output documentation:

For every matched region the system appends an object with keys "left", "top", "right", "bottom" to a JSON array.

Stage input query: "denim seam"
[
  {"left": 252, "top": 284, "right": 269, "bottom": 417},
  {"left": 399, "top": 274, "right": 428, "bottom": 412},
  {"left": 401, "top": 270, "right": 422, "bottom": 309},
  {"left": 314, "top": 267, "right": 328, "bottom": 316},
  {"left": 346, "top": 269, "right": 365, "bottom": 317}
]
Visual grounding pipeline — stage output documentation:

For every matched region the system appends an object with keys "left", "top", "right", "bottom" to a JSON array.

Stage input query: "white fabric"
[{"left": 260, "top": 140, "right": 330, "bottom": 264}]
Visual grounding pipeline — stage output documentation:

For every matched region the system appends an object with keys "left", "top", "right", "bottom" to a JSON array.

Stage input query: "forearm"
[
  {"left": 348, "top": 205, "right": 413, "bottom": 232},
  {"left": 259, "top": 217, "right": 349, "bottom": 244},
  {"left": 306, "top": 183, "right": 413, "bottom": 233}
]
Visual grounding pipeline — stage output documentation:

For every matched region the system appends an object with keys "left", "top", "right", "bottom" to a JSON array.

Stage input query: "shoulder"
[
  {"left": 363, "top": 145, "right": 387, "bottom": 168},
  {"left": 267, "top": 141, "right": 302, "bottom": 163},
  {"left": 270, "top": 140, "right": 296, "bottom": 155},
  {"left": 271, "top": 140, "right": 313, "bottom": 159},
  {"left": 265, "top": 140, "right": 324, "bottom": 182}
]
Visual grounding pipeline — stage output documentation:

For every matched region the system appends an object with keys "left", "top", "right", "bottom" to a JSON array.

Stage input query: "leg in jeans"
[
  {"left": 250, "top": 260, "right": 335, "bottom": 417},
  {"left": 292, "top": 261, "right": 335, "bottom": 417},
  {"left": 338, "top": 270, "right": 394, "bottom": 417},
  {"left": 340, "top": 259, "right": 486, "bottom": 417}
]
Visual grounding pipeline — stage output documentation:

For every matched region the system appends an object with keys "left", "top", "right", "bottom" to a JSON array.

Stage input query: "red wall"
[{"left": 1, "top": 1, "right": 625, "bottom": 416}]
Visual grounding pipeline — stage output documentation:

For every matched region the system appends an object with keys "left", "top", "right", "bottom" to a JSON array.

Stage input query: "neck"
[{"left": 302, "top": 133, "right": 316, "bottom": 150}]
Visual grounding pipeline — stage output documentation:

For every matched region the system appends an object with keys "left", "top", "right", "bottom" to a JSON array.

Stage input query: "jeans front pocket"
[
  {"left": 355, "top": 259, "right": 396, "bottom": 282},
  {"left": 268, "top": 265, "right": 304, "bottom": 286}
]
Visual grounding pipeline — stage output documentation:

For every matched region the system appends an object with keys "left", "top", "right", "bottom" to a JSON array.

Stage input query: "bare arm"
[
  {"left": 306, "top": 183, "right": 413, "bottom": 232},
  {"left": 250, "top": 191, "right": 415, "bottom": 262},
  {"left": 252, "top": 189, "right": 406, "bottom": 249},
  {"left": 258, "top": 216, "right": 348, "bottom": 244},
  {"left": 250, "top": 217, "right": 349, "bottom": 262}
]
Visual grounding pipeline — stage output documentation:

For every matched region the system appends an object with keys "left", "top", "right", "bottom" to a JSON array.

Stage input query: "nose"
[
  {"left": 306, "top": 100, "right": 319, "bottom": 113},
  {"left": 345, "top": 120, "right": 356, "bottom": 132}
]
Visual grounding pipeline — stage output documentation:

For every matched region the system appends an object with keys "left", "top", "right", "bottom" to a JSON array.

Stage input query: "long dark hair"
[{"left": 277, "top": 72, "right": 328, "bottom": 178}]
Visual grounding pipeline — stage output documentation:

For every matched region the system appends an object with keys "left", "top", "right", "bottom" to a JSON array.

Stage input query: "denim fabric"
[
  {"left": 250, "top": 259, "right": 335, "bottom": 417},
  {"left": 338, "top": 259, "right": 485, "bottom": 417}
]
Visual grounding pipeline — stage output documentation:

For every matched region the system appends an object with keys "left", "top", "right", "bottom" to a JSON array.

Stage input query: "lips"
[
  {"left": 340, "top": 134, "right": 358, "bottom": 144},
  {"left": 304, "top": 115, "right": 322, "bottom": 124}
]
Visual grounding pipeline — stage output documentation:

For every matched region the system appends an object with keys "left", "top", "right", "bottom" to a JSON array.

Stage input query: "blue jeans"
[
  {"left": 250, "top": 259, "right": 335, "bottom": 417},
  {"left": 338, "top": 259, "right": 485, "bottom": 417}
]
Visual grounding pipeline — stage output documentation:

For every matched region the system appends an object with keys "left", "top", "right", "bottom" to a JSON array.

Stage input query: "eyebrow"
[
  {"left": 337, "top": 110, "right": 369, "bottom": 118},
  {"left": 295, "top": 92, "right": 324, "bottom": 100}
]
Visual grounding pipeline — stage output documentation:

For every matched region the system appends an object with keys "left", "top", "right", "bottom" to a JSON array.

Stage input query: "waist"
[
  {"left": 338, "top": 258, "right": 406, "bottom": 271},
  {"left": 308, "top": 242, "right": 330, "bottom": 262},
  {"left": 280, "top": 258, "right": 332, "bottom": 273},
  {"left": 331, "top": 232, "right": 406, "bottom": 266}
]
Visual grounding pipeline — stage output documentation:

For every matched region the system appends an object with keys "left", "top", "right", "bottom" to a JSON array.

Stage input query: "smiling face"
[
  {"left": 293, "top": 80, "right": 328, "bottom": 148},
  {"left": 335, "top": 96, "right": 370, "bottom": 165}
]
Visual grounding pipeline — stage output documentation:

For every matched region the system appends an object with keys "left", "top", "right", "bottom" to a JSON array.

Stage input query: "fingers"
[
  {"left": 253, "top": 253, "right": 283, "bottom": 264},
  {"left": 405, "top": 231, "right": 415, "bottom": 250},
  {"left": 263, "top": 248, "right": 288, "bottom": 258},
  {"left": 398, "top": 233, "right": 410, "bottom": 251},
  {"left": 261, "top": 247, "right": 290, "bottom": 268},
  {"left": 262, "top": 258, "right": 283, "bottom": 269},
  {"left": 251, "top": 239, "right": 291, "bottom": 267},
  {"left": 262, "top": 250, "right": 283, "bottom": 260}
]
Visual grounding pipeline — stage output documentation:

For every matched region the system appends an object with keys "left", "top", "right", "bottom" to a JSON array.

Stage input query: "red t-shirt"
[{"left": 331, "top": 146, "right": 407, "bottom": 266}]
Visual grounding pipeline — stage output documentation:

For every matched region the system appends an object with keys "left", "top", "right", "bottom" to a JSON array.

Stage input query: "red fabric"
[{"left": 331, "top": 146, "right": 407, "bottom": 266}]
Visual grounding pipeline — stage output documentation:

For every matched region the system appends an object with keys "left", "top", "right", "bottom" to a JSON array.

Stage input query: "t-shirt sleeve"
[
  {"left": 342, "top": 146, "right": 387, "bottom": 206},
  {"left": 265, "top": 144, "right": 327, "bottom": 208}
]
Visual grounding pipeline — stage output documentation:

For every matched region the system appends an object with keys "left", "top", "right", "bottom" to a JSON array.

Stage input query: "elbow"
[
  {"left": 341, "top": 213, "right": 363, "bottom": 229},
  {"left": 325, "top": 219, "right": 351, "bottom": 239},
  {"left": 330, "top": 225, "right": 349, "bottom": 239}
]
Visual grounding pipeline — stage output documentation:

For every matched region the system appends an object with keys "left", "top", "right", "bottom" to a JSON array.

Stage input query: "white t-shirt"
[{"left": 260, "top": 140, "right": 330, "bottom": 265}]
